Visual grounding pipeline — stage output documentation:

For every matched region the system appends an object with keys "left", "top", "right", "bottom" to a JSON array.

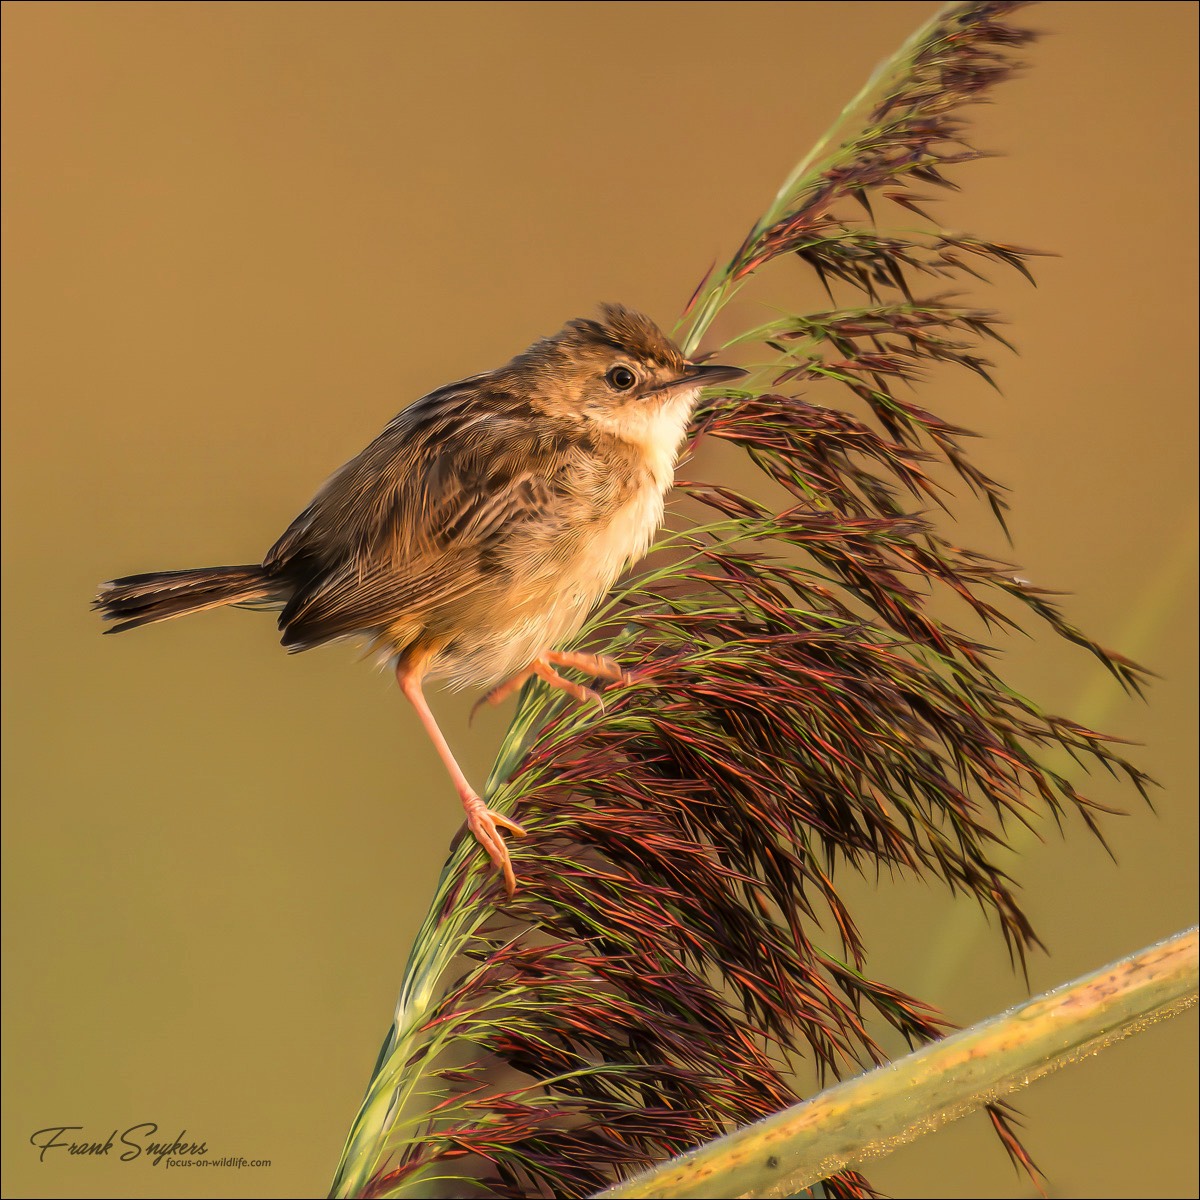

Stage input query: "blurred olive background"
[{"left": 2, "top": 3, "right": 1196, "bottom": 1197}]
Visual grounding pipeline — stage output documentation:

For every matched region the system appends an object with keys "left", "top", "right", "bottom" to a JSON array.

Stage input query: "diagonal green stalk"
[
  {"left": 598, "top": 928, "right": 1199, "bottom": 1200},
  {"left": 330, "top": 855, "right": 494, "bottom": 1197}
]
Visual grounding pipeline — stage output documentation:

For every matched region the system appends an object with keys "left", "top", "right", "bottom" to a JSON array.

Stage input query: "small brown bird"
[{"left": 95, "top": 305, "right": 745, "bottom": 892}]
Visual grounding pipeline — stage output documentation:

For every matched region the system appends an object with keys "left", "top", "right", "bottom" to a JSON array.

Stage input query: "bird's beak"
[
  {"left": 646, "top": 361, "right": 748, "bottom": 397},
  {"left": 681, "top": 362, "right": 748, "bottom": 388}
]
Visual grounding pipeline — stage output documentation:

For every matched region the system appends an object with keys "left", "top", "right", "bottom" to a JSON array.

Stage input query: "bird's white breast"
[
  {"left": 568, "top": 384, "right": 698, "bottom": 589},
  {"left": 452, "top": 388, "right": 697, "bottom": 687}
]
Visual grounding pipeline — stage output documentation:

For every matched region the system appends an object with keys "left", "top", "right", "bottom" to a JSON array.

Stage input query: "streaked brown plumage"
[{"left": 95, "top": 305, "right": 745, "bottom": 892}]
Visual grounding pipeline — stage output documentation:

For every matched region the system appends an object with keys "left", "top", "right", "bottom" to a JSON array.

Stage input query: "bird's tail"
[{"left": 94, "top": 565, "right": 276, "bottom": 633}]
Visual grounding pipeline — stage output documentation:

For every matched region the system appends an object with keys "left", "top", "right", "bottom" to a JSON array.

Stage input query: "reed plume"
[{"left": 331, "top": 5, "right": 1152, "bottom": 1196}]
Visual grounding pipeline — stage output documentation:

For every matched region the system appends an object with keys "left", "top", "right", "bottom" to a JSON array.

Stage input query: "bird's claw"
[{"left": 463, "top": 795, "right": 526, "bottom": 896}]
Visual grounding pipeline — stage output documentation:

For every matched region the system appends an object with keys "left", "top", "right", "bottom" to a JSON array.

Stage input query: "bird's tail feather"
[{"left": 94, "top": 565, "right": 275, "bottom": 633}]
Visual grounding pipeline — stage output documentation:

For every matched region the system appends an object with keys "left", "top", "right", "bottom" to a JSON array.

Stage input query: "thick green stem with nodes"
[{"left": 600, "top": 929, "right": 1199, "bottom": 1200}]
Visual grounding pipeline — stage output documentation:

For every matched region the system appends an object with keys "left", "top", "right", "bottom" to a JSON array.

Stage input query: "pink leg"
[
  {"left": 396, "top": 665, "right": 526, "bottom": 895},
  {"left": 469, "top": 666, "right": 536, "bottom": 724}
]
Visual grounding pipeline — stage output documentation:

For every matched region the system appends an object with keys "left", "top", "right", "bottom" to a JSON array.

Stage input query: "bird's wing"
[
  {"left": 263, "top": 375, "right": 493, "bottom": 571},
  {"left": 267, "top": 382, "right": 577, "bottom": 649}
]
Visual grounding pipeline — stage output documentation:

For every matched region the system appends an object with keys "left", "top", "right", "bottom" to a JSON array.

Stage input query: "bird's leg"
[
  {"left": 469, "top": 666, "right": 535, "bottom": 723},
  {"left": 396, "top": 664, "right": 525, "bottom": 895}
]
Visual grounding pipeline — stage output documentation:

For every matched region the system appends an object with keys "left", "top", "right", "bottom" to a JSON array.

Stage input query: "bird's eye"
[{"left": 605, "top": 365, "right": 637, "bottom": 391}]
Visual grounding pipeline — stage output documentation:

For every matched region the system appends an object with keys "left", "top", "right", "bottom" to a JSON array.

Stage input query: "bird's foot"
[
  {"left": 544, "top": 649, "right": 628, "bottom": 683},
  {"left": 472, "top": 651, "right": 629, "bottom": 719},
  {"left": 533, "top": 659, "right": 605, "bottom": 707},
  {"left": 462, "top": 792, "right": 526, "bottom": 896}
]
